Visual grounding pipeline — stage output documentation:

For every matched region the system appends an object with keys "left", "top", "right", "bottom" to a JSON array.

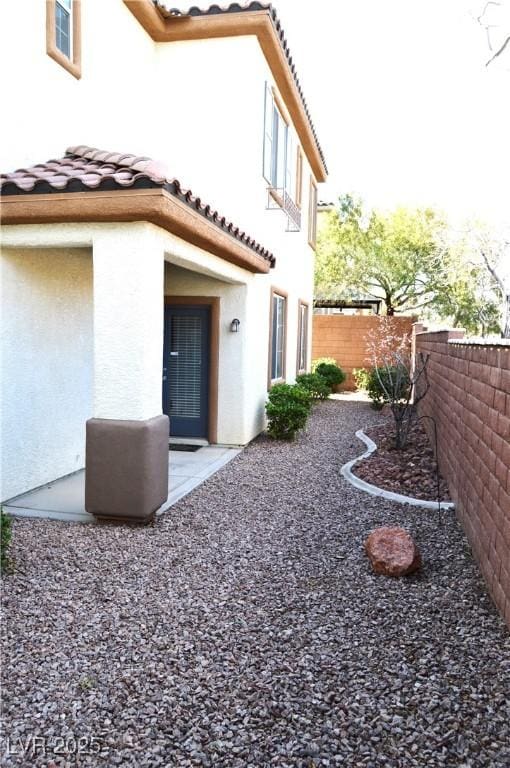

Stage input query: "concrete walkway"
[{"left": 3, "top": 445, "right": 241, "bottom": 523}]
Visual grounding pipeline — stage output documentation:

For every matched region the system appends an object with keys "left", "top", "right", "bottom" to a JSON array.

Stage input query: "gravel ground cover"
[
  {"left": 354, "top": 414, "right": 451, "bottom": 502},
  {"left": 1, "top": 399, "right": 509, "bottom": 768}
]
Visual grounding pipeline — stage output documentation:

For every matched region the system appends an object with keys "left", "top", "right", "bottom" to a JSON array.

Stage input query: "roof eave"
[
  {"left": 123, "top": 0, "right": 327, "bottom": 182},
  {"left": 0, "top": 188, "right": 272, "bottom": 274}
]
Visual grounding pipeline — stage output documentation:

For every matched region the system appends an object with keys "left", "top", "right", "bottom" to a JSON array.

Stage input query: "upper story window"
[
  {"left": 263, "top": 84, "right": 289, "bottom": 190},
  {"left": 46, "top": 0, "right": 82, "bottom": 79},
  {"left": 263, "top": 84, "right": 301, "bottom": 232},
  {"left": 295, "top": 148, "right": 303, "bottom": 209},
  {"left": 56, "top": 0, "right": 72, "bottom": 57},
  {"left": 308, "top": 176, "right": 318, "bottom": 248}
]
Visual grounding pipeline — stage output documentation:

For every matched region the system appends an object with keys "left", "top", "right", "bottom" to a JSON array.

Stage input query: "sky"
[{"left": 272, "top": 0, "right": 510, "bottom": 228}]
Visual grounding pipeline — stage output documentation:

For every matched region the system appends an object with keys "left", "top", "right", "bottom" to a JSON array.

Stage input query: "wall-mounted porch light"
[{"left": 230, "top": 318, "right": 241, "bottom": 333}]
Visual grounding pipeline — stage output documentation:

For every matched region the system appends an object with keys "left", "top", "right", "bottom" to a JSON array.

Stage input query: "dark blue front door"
[{"left": 163, "top": 305, "right": 210, "bottom": 439}]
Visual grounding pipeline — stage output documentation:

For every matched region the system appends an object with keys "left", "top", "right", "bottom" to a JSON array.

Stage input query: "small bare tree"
[
  {"left": 365, "top": 317, "right": 430, "bottom": 450},
  {"left": 465, "top": 228, "right": 510, "bottom": 338},
  {"left": 445, "top": 224, "right": 510, "bottom": 338},
  {"left": 477, "top": 0, "right": 510, "bottom": 67},
  {"left": 480, "top": 246, "right": 510, "bottom": 338},
  {"left": 373, "top": 350, "right": 430, "bottom": 451}
]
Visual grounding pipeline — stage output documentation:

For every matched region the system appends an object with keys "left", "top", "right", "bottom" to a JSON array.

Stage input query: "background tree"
[
  {"left": 428, "top": 249, "right": 502, "bottom": 336},
  {"left": 474, "top": 229, "right": 510, "bottom": 337},
  {"left": 474, "top": 1, "right": 510, "bottom": 334},
  {"left": 316, "top": 195, "right": 450, "bottom": 316}
]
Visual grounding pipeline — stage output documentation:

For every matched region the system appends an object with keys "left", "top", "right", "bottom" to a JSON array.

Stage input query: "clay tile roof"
[
  {"left": 0, "top": 146, "right": 275, "bottom": 268},
  {"left": 154, "top": 1, "right": 327, "bottom": 174}
]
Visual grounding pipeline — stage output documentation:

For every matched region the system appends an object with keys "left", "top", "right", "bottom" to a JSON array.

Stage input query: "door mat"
[{"left": 169, "top": 444, "right": 202, "bottom": 452}]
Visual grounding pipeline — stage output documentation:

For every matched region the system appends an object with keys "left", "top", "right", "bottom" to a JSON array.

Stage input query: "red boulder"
[{"left": 365, "top": 526, "right": 421, "bottom": 576}]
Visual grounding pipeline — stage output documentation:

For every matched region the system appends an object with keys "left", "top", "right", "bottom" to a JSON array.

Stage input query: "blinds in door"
[{"left": 169, "top": 315, "right": 202, "bottom": 418}]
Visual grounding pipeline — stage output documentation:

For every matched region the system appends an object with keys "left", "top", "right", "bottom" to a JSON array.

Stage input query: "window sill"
[
  {"left": 266, "top": 187, "right": 301, "bottom": 232},
  {"left": 269, "top": 187, "right": 284, "bottom": 208},
  {"left": 46, "top": 45, "right": 81, "bottom": 79}
]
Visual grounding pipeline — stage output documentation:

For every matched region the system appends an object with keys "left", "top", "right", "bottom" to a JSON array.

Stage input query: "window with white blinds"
[
  {"left": 270, "top": 292, "right": 286, "bottom": 383},
  {"left": 169, "top": 316, "right": 202, "bottom": 418},
  {"left": 297, "top": 302, "right": 308, "bottom": 373}
]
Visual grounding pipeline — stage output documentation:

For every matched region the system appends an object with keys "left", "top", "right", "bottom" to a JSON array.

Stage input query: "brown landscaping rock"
[
  {"left": 365, "top": 526, "right": 421, "bottom": 576},
  {"left": 354, "top": 416, "right": 451, "bottom": 503}
]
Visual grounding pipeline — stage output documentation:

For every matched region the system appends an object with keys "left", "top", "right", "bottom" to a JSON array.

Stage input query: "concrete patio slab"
[{"left": 3, "top": 446, "right": 242, "bottom": 523}]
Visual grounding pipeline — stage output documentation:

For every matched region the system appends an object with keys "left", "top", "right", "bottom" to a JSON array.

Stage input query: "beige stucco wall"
[
  {"left": 0, "top": 222, "right": 264, "bottom": 496},
  {"left": 0, "top": 247, "right": 93, "bottom": 501},
  {"left": 1, "top": 213, "right": 313, "bottom": 484},
  {"left": 165, "top": 254, "right": 313, "bottom": 446},
  {"left": 0, "top": 2, "right": 319, "bottom": 304},
  {"left": 93, "top": 226, "right": 165, "bottom": 421},
  {"left": 0, "top": 1, "right": 320, "bottom": 479},
  {"left": 0, "top": 4, "right": 319, "bottom": 246},
  {"left": 0, "top": 1, "right": 156, "bottom": 173},
  {"left": 165, "top": 264, "right": 252, "bottom": 444}
]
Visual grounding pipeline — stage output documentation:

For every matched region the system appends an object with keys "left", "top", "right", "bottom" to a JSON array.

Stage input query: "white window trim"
[
  {"left": 269, "top": 288, "right": 288, "bottom": 386},
  {"left": 297, "top": 300, "right": 309, "bottom": 374},
  {"left": 308, "top": 177, "right": 318, "bottom": 248},
  {"left": 46, "top": 0, "right": 82, "bottom": 79}
]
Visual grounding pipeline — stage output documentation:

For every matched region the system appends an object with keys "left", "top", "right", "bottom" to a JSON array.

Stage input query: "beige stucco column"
[
  {"left": 92, "top": 224, "right": 164, "bottom": 420},
  {"left": 85, "top": 223, "right": 169, "bottom": 522}
]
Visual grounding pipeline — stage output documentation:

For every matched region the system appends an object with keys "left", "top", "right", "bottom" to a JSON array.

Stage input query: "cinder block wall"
[
  {"left": 415, "top": 327, "right": 510, "bottom": 627},
  {"left": 312, "top": 315, "right": 415, "bottom": 389}
]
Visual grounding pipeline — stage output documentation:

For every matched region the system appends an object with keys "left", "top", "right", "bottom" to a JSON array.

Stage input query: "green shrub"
[
  {"left": 366, "top": 365, "right": 411, "bottom": 410},
  {"left": 266, "top": 383, "right": 312, "bottom": 441},
  {"left": 313, "top": 361, "right": 346, "bottom": 390},
  {"left": 312, "top": 357, "right": 337, "bottom": 371},
  {"left": 295, "top": 373, "right": 331, "bottom": 400},
  {"left": 1, "top": 510, "right": 12, "bottom": 572},
  {"left": 353, "top": 367, "right": 370, "bottom": 391}
]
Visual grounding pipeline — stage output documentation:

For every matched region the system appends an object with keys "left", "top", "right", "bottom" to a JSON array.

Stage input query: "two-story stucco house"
[{"left": 0, "top": 0, "right": 327, "bottom": 521}]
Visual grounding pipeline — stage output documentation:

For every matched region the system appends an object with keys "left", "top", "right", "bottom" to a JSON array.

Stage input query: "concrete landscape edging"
[{"left": 341, "top": 429, "right": 455, "bottom": 511}]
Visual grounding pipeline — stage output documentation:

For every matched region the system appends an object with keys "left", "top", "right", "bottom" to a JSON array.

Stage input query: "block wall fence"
[
  {"left": 311, "top": 314, "right": 415, "bottom": 389},
  {"left": 414, "top": 326, "right": 510, "bottom": 628}
]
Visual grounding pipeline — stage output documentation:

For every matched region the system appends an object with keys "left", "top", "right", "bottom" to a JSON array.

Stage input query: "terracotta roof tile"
[
  {"left": 0, "top": 146, "right": 275, "bottom": 267},
  {"left": 154, "top": 1, "right": 327, "bottom": 173}
]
